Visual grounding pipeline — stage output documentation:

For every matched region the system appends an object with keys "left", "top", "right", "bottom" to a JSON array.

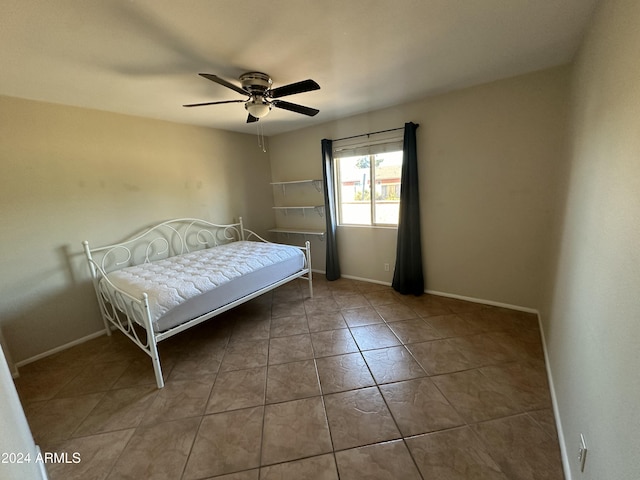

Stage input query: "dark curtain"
[
  {"left": 321, "top": 139, "right": 341, "bottom": 280},
  {"left": 392, "top": 122, "right": 424, "bottom": 295}
]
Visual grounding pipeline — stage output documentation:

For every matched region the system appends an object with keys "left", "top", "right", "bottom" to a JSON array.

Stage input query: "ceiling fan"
[{"left": 183, "top": 72, "right": 320, "bottom": 123}]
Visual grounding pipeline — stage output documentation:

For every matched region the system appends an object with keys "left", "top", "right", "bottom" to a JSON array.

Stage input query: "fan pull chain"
[{"left": 257, "top": 122, "right": 267, "bottom": 153}]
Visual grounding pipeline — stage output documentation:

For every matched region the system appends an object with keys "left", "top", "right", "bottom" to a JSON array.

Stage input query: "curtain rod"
[{"left": 333, "top": 126, "right": 405, "bottom": 143}]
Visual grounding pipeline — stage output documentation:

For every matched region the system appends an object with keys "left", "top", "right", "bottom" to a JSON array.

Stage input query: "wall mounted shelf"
[
  {"left": 270, "top": 179, "right": 325, "bottom": 241},
  {"left": 272, "top": 206, "right": 324, "bottom": 217},
  {"left": 270, "top": 179, "right": 323, "bottom": 194},
  {"left": 268, "top": 228, "right": 325, "bottom": 240}
]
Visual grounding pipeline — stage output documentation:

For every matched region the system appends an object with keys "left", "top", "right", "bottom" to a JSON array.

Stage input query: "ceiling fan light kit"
[
  {"left": 245, "top": 96, "right": 271, "bottom": 119},
  {"left": 184, "top": 71, "right": 320, "bottom": 124}
]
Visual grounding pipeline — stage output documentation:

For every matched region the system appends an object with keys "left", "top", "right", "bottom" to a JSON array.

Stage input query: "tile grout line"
[
  {"left": 177, "top": 321, "right": 233, "bottom": 480},
  {"left": 257, "top": 296, "right": 274, "bottom": 474},
  {"left": 18, "top": 280, "right": 562, "bottom": 479},
  {"left": 305, "top": 289, "right": 343, "bottom": 479},
  {"left": 334, "top": 292, "right": 427, "bottom": 478}
]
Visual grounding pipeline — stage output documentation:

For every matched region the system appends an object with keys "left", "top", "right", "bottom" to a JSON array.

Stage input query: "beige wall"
[
  {"left": 270, "top": 66, "right": 570, "bottom": 308},
  {"left": 0, "top": 96, "right": 274, "bottom": 363},
  {"left": 541, "top": 0, "right": 640, "bottom": 478}
]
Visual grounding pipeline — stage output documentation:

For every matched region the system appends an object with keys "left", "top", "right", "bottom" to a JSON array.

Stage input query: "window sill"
[{"left": 337, "top": 224, "right": 398, "bottom": 231}]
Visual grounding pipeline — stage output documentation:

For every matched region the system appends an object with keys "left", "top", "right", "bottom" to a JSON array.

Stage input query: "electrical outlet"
[
  {"left": 577, "top": 434, "right": 587, "bottom": 472},
  {"left": 384, "top": 263, "right": 390, "bottom": 272}
]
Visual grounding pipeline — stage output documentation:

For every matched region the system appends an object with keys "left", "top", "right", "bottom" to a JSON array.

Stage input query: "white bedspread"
[{"left": 106, "top": 241, "right": 304, "bottom": 326}]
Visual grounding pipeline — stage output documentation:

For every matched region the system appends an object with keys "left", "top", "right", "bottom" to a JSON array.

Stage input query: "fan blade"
[
  {"left": 199, "top": 73, "right": 247, "bottom": 95},
  {"left": 270, "top": 79, "right": 320, "bottom": 99},
  {"left": 272, "top": 100, "right": 319, "bottom": 117},
  {"left": 183, "top": 99, "right": 245, "bottom": 108},
  {"left": 246, "top": 114, "right": 259, "bottom": 123}
]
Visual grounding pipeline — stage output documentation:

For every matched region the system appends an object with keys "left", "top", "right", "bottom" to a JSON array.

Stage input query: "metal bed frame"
[{"left": 82, "top": 217, "right": 312, "bottom": 388}]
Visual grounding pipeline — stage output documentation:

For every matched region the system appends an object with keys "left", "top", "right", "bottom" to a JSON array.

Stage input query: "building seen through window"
[{"left": 336, "top": 150, "right": 403, "bottom": 226}]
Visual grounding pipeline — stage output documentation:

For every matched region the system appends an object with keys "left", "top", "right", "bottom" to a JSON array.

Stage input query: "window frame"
[{"left": 334, "top": 150, "right": 403, "bottom": 228}]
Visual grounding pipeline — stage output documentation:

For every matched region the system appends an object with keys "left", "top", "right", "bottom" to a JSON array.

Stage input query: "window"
[{"left": 335, "top": 149, "right": 403, "bottom": 226}]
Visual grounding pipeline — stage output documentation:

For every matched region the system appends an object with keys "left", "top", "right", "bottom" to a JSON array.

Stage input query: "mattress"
[{"left": 104, "top": 240, "right": 305, "bottom": 332}]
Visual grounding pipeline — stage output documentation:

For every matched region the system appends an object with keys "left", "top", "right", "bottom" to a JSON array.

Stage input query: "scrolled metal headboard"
[{"left": 83, "top": 217, "right": 245, "bottom": 274}]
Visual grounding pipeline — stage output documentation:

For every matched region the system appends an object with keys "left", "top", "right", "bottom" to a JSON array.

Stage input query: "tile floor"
[{"left": 14, "top": 276, "right": 565, "bottom": 479}]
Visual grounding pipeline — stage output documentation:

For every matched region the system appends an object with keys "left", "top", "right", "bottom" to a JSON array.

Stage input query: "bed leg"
[
  {"left": 151, "top": 349, "right": 164, "bottom": 389},
  {"left": 84, "top": 240, "right": 112, "bottom": 336},
  {"left": 143, "top": 295, "right": 164, "bottom": 388},
  {"left": 148, "top": 333, "right": 164, "bottom": 388},
  {"left": 102, "top": 316, "right": 112, "bottom": 337},
  {"left": 305, "top": 240, "right": 313, "bottom": 298}
]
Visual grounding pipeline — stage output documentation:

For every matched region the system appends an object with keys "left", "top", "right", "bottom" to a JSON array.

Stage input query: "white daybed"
[{"left": 82, "top": 217, "right": 312, "bottom": 388}]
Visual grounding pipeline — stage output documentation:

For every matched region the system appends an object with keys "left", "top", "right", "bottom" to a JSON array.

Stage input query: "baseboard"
[
  {"left": 13, "top": 270, "right": 324, "bottom": 369},
  {"left": 536, "top": 312, "right": 571, "bottom": 480},
  {"left": 341, "top": 274, "right": 392, "bottom": 286},
  {"left": 14, "top": 329, "right": 108, "bottom": 370},
  {"left": 339, "top": 274, "right": 538, "bottom": 314},
  {"left": 424, "top": 289, "right": 538, "bottom": 315}
]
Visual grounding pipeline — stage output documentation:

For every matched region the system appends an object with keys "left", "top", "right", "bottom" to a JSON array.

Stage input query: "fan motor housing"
[{"left": 240, "top": 72, "right": 272, "bottom": 94}]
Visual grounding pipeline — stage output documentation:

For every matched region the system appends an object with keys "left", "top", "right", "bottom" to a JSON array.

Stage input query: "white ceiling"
[{"left": 1, "top": 0, "right": 598, "bottom": 136}]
